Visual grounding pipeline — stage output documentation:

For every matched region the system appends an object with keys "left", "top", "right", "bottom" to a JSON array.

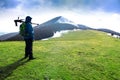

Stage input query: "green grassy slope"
[{"left": 0, "top": 30, "right": 120, "bottom": 80}]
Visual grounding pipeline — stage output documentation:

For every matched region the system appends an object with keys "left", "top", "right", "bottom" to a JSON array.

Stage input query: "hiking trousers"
[{"left": 25, "top": 39, "right": 33, "bottom": 59}]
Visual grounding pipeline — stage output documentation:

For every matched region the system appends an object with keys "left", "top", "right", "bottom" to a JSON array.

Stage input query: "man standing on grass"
[{"left": 20, "top": 16, "right": 35, "bottom": 60}]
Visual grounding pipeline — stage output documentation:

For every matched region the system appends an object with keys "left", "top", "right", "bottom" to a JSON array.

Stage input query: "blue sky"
[{"left": 0, "top": 0, "right": 120, "bottom": 32}]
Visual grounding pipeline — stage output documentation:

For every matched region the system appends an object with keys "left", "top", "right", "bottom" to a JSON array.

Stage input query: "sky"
[{"left": 0, "top": 0, "right": 120, "bottom": 33}]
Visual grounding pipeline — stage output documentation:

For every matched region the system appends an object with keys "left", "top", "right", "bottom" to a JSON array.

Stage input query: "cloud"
[
  {"left": 18, "top": 0, "right": 120, "bottom": 13},
  {"left": 0, "top": 0, "right": 120, "bottom": 32},
  {"left": 0, "top": 0, "right": 20, "bottom": 9},
  {"left": 95, "top": 0, "right": 120, "bottom": 12},
  {"left": 0, "top": 0, "right": 120, "bottom": 13}
]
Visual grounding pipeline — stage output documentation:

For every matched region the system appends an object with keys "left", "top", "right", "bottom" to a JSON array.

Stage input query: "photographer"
[{"left": 21, "top": 16, "right": 35, "bottom": 60}]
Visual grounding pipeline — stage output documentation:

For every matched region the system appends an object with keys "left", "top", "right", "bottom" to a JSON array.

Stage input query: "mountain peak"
[
  {"left": 41, "top": 16, "right": 75, "bottom": 26},
  {"left": 55, "top": 16, "right": 63, "bottom": 19},
  {"left": 56, "top": 16, "right": 73, "bottom": 23}
]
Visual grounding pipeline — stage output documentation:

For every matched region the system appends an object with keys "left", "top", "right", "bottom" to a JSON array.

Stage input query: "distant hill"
[
  {"left": 0, "top": 32, "right": 5, "bottom": 36},
  {"left": 0, "top": 16, "right": 120, "bottom": 41},
  {"left": 96, "top": 28, "right": 120, "bottom": 36},
  {"left": 0, "top": 32, "right": 22, "bottom": 41}
]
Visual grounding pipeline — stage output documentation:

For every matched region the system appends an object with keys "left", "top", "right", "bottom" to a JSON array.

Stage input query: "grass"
[{"left": 0, "top": 30, "right": 120, "bottom": 80}]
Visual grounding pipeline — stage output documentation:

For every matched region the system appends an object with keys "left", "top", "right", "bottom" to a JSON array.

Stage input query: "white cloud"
[
  {"left": 0, "top": 5, "right": 120, "bottom": 33},
  {"left": 62, "top": 11, "right": 120, "bottom": 32}
]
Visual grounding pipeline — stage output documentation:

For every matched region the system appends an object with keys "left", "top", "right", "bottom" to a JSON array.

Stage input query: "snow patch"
[
  {"left": 53, "top": 30, "right": 70, "bottom": 38},
  {"left": 107, "top": 33, "right": 120, "bottom": 38},
  {"left": 42, "top": 29, "right": 81, "bottom": 40}
]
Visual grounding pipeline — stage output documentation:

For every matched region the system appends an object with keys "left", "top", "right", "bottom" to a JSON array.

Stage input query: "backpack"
[{"left": 19, "top": 22, "right": 27, "bottom": 36}]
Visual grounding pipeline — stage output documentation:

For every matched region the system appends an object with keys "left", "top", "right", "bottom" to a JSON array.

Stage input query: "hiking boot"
[
  {"left": 28, "top": 57, "right": 36, "bottom": 60},
  {"left": 0, "top": 70, "right": 2, "bottom": 73},
  {"left": 24, "top": 56, "right": 28, "bottom": 59}
]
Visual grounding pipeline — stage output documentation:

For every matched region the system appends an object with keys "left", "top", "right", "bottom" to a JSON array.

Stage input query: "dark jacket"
[{"left": 24, "top": 16, "right": 34, "bottom": 40}]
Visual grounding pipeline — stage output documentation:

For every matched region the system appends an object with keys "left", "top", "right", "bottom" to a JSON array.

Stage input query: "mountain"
[
  {"left": 39, "top": 16, "right": 79, "bottom": 31},
  {"left": 96, "top": 28, "right": 120, "bottom": 36},
  {"left": 0, "top": 32, "right": 22, "bottom": 41},
  {"left": 77, "top": 24, "right": 93, "bottom": 30},
  {"left": 41, "top": 16, "right": 78, "bottom": 26},
  {"left": 0, "top": 32, "right": 5, "bottom": 36},
  {"left": 0, "top": 16, "right": 79, "bottom": 41},
  {"left": 0, "top": 16, "right": 120, "bottom": 41}
]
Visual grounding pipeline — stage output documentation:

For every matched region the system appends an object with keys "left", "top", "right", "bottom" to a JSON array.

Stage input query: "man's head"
[{"left": 25, "top": 16, "right": 32, "bottom": 23}]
